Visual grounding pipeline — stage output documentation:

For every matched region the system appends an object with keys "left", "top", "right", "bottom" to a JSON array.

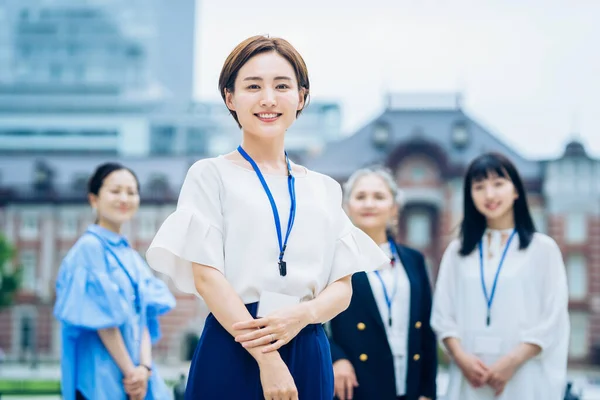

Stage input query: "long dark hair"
[{"left": 459, "top": 152, "right": 536, "bottom": 256}]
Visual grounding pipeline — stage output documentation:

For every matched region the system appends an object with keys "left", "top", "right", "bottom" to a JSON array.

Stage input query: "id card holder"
[
  {"left": 257, "top": 291, "right": 300, "bottom": 317},
  {"left": 473, "top": 335, "right": 502, "bottom": 356}
]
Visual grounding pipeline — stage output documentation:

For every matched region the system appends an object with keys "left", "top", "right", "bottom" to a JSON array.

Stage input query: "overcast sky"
[{"left": 193, "top": 0, "right": 600, "bottom": 160}]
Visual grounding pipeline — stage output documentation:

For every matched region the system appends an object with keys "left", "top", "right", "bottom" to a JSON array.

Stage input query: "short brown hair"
[{"left": 218, "top": 35, "right": 310, "bottom": 128}]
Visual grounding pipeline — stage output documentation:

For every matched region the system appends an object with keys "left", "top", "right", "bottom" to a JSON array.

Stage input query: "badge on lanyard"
[
  {"left": 237, "top": 145, "right": 296, "bottom": 277},
  {"left": 478, "top": 229, "right": 516, "bottom": 326}
]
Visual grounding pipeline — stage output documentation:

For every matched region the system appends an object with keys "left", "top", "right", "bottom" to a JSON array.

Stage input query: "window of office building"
[
  {"left": 138, "top": 215, "right": 156, "bottom": 240},
  {"left": 19, "top": 213, "right": 39, "bottom": 239},
  {"left": 569, "top": 312, "right": 589, "bottom": 358},
  {"left": 530, "top": 208, "right": 547, "bottom": 234},
  {"left": 150, "top": 126, "right": 175, "bottom": 155},
  {"left": 565, "top": 213, "right": 587, "bottom": 244},
  {"left": 20, "top": 250, "right": 37, "bottom": 292},
  {"left": 406, "top": 210, "right": 431, "bottom": 248},
  {"left": 60, "top": 213, "right": 79, "bottom": 239},
  {"left": 566, "top": 253, "right": 587, "bottom": 301},
  {"left": 186, "top": 128, "right": 207, "bottom": 155}
]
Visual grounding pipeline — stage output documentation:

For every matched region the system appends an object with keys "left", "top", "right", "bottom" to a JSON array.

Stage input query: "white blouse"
[
  {"left": 367, "top": 241, "right": 411, "bottom": 396},
  {"left": 431, "top": 231, "right": 570, "bottom": 400},
  {"left": 146, "top": 156, "right": 389, "bottom": 304}
]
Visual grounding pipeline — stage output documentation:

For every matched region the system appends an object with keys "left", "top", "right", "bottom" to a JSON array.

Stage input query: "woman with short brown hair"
[{"left": 147, "top": 35, "right": 388, "bottom": 400}]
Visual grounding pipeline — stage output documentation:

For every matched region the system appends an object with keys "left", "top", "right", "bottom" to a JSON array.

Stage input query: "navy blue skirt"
[{"left": 185, "top": 303, "right": 334, "bottom": 399}]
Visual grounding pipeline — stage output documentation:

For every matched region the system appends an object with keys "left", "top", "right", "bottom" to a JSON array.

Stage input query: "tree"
[{"left": 0, "top": 234, "right": 19, "bottom": 308}]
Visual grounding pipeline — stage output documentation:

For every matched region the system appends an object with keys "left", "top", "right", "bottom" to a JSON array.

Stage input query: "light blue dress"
[{"left": 54, "top": 224, "right": 176, "bottom": 400}]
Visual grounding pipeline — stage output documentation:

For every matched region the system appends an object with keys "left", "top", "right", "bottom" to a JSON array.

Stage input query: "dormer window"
[
  {"left": 451, "top": 122, "right": 469, "bottom": 148},
  {"left": 372, "top": 123, "right": 390, "bottom": 148}
]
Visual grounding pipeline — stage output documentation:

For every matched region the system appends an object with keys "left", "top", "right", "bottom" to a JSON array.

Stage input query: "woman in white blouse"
[
  {"left": 146, "top": 35, "right": 388, "bottom": 400},
  {"left": 431, "top": 152, "right": 569, "bottom": 400}
]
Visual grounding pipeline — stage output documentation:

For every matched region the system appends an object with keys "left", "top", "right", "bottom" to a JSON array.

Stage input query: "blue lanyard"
[
  {"left": 86, "top": 230, "right": 141, "bottom": 314},
  {"left": 373, "top": 239, "right": 399, "bottom": 327},
  {"left": 237, "top": 145, "right": 296, "bottom": 277},
  {"left": 478, "top": 229, "right": 516, "bottom": 326}
]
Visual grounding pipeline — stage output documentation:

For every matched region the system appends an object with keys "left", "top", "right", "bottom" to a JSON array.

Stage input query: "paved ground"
[{"left": 2, "top": 364, "right": 600, "bottom": 399}]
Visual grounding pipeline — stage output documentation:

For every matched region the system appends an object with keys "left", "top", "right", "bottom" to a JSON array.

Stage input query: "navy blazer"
[{"left": 328, "top": 242, "right": 437, "bottom": 400}]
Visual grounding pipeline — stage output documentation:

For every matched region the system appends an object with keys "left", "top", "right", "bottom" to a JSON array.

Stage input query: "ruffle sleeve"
[
  {"left": 430, "top": 240, "right": 462, "bottom": 348},
  {"left": 146, "top": 160, "right": 225, "bottom": 296},
  {"left": 519, "top": 235, "right": 569, "bottom": 371},
  {"left": 327, "top": 181, "right": 389, "bottom": 285},
  {"left": 54, "top": 240, "right": 129, "bottom": 330},
  {"left": 142, "top": 276, "right": 176, "bottom": 343}
]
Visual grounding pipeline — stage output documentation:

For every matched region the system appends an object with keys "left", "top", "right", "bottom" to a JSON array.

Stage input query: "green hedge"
[
  {"left": 0, "top": 379, "right": 177, "bottom": 392},
  {"left": 0, "top": 380, "right": 61, "bottom": 394}
]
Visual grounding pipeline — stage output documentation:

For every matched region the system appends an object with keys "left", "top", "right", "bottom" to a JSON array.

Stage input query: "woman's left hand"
[
  {"left": 233, "top": 303, "right": 312, "bottom": 353},
  {"left": 123, "top": 366, "right": 149, "bottom": 399},
  {"left": 488, "top": 354, "right": 519, "bottom": 396}
]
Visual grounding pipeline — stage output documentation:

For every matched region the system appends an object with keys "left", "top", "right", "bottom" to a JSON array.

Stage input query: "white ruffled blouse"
[
  {"left": 431, "top": 231, "right": 570, "bottom": 400},
  {"left": 146, "top": 156, "right": 389, "bottom": 303}
]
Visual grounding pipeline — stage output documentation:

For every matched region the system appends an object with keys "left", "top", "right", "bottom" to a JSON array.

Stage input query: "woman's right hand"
[
  {"left": 333, "top": 359, "right": 358, "bottom": 400},
  {"left": 455, "top": 351, "right": 490, "bottom": 388},
  {"left": 258, "top": 355, "right": 298, "bottom": 400}
]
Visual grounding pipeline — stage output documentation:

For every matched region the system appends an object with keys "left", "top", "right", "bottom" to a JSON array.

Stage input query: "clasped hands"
[
  {"left": 456, "top": 351, "right": 519, "bottom": 396},
  {"left": 123, "top": 365, "right": 150, "bottom": 400},
  {"left": 233, "top": 303, "right": 312, "bottom": 353}
]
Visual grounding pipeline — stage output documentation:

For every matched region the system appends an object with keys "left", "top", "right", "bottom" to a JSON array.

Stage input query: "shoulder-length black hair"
[{"left": 459, "top": 152, "right": 536, "bottom": 256}]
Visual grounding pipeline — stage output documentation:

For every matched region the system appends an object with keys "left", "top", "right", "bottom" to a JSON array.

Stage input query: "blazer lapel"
[
  {"left": 393, "top": 243, "right": 422, "bottom": 326},
  {"left": 353, "top": 272, "right": 386, "bottom": 333}
]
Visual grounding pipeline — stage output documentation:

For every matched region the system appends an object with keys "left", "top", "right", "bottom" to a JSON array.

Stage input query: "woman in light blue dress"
[{"left": 54, "top": 162, "right": 176, "bottom": 400}]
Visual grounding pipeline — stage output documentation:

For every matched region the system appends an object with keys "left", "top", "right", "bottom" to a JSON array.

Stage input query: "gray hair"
[{"left": 342, "top": 166, "right": 403, "bottom": 206}]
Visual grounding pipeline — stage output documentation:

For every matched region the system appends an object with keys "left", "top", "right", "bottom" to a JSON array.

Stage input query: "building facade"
[
  {"left": 0, "top": 0, "right": 341, "bottom": 158},
  {"left": 1, "top": 93, "right": 598, "bottom": 365},
  {"left": 0, "top": 0, "right": 196, "bottom": 157},
  {"left": 307, "top": 93, "right": 600, "bottom": 365},
  {"left": 148, "top": 100, "right": 342, "bottom": 159}
]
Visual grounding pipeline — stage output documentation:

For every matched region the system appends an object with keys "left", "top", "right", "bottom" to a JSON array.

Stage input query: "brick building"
[
  {"left": 0, "top": 93, "right": 598, "bottom": 366},
  {"left": 307, "top": 93, "right": 600, "bottom": 365}
]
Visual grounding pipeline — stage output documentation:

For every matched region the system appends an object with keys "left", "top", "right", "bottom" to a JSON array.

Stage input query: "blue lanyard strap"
[
  {"left": 86, "top": 230, "right": 141, "bottom": 313},
  {"left": 478, "top": 229, "right": 517, "bottom": 326},
  {"left": 237, "top": 145, "right": 296, "bottom": 277},
  {"left": 373, "top": 239, "right": 400, "bottom": 327}
]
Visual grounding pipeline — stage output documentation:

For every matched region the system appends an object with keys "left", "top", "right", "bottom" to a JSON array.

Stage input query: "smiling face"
[
  {"left": 89, "top": 169, "right": 140, "bottom": 229},
  {"left": 346, "top": 173, "right": 398, "bottom": 235},
  {"left": 470, "top": 171, "right": 518, "bottom": 224},
  {"left": 225, "top": 51, "right": 305, "bottom": 139}
]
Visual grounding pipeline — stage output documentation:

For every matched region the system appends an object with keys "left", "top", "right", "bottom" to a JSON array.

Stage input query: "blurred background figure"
[
  {"left": 431, "top": 153, "right": 569, "bottom": 400},
  {"left": 328, "top": 167, "right": 437, "bottom": 400},
  {"left": 54, "top": 163, "right": 175, "bottom": 400}
]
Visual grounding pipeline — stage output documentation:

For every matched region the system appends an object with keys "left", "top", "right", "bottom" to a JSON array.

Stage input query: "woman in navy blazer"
[{"left": 328, "top": 167, "right": 437, "bottom": 400}]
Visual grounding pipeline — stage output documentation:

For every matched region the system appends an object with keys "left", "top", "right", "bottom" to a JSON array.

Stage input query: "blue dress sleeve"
[
  {"left": 54, "top": 237, "right": 129, "bottom": 330},
  {"left": 143, "top": 274, "right": 176, "bottom": 343}
]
